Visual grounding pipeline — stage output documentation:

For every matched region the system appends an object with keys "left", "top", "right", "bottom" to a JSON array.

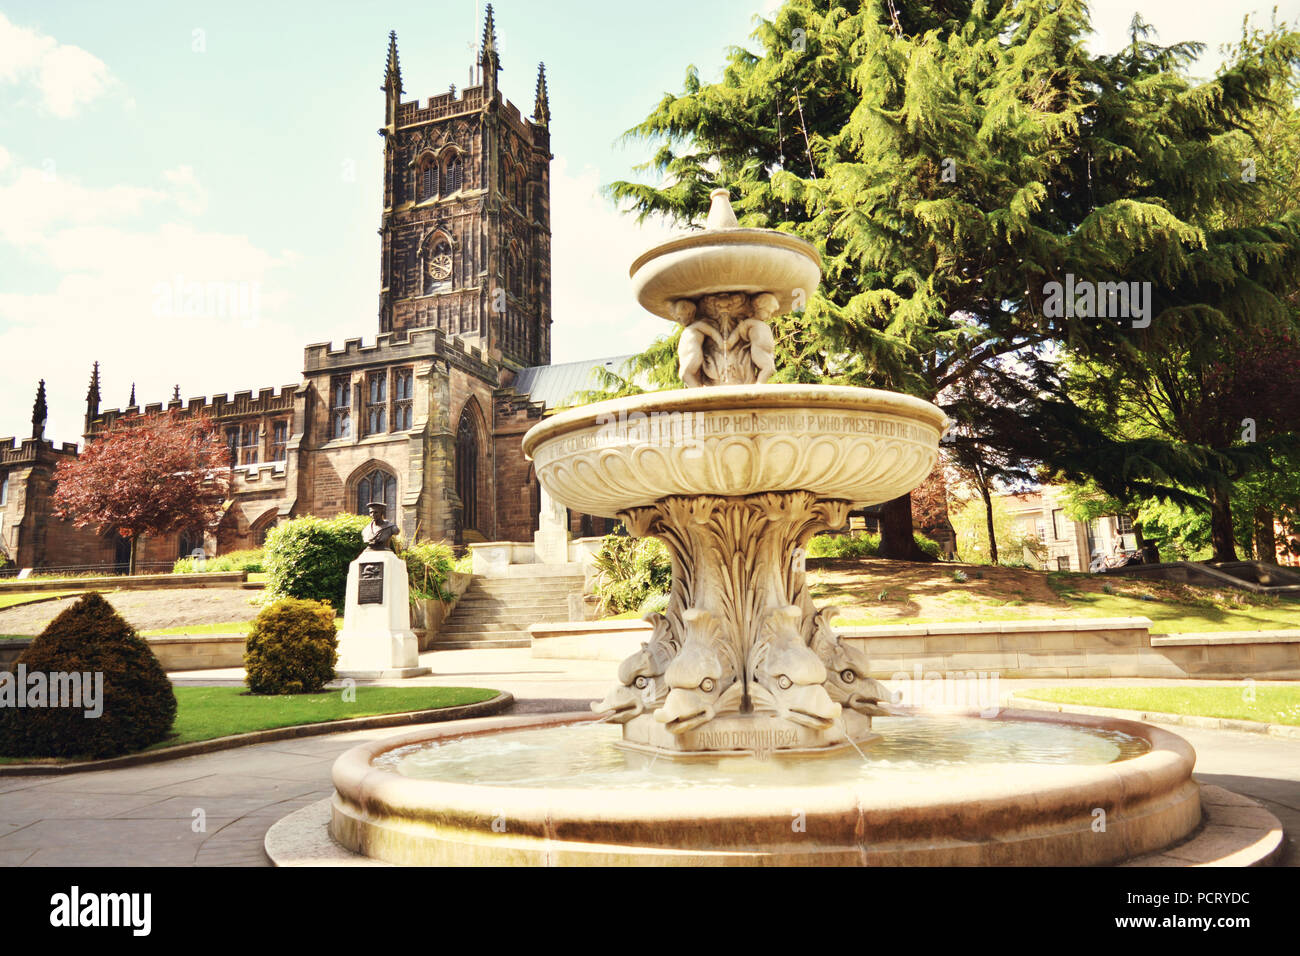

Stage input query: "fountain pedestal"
[{"left": 522, "top": 190, "right": 947, "bottom": 760}]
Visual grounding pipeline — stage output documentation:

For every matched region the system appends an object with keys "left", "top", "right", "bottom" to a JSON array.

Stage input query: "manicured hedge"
[
  {"left": 0, "top": 593, "right": 177, "bottom": 758},
  {"left": 243, "top": 598, "right": 338, "bottom": 695},
  {"left": 264, "top": 514, "right": 369, "bottom": 610}
]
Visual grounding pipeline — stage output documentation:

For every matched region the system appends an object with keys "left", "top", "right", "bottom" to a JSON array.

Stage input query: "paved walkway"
[{"left": 1, "top": 649, "right": 1296, "bottom": 866}]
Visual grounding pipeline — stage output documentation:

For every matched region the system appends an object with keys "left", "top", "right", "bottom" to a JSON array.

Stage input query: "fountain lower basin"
[
  {"left": 329, "top": 709, "right": 1201, "bottom": 866},
  {"left": 521, "top": 384, "right": 946, "bottom": 518}
]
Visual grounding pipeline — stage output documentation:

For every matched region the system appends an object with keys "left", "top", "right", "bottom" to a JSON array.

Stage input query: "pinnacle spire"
[
  {"left": 128, "top": 383, "right": 136, "bottom": 408},
  {"left": 31, "top": 379, "right": 47, "bottom": 440},
  {"left": 84, "top": 361, "right": 101, "bottom": 432},
  {"left": 383, "top": 30, "right": 402, "bottom": 94},
  {"left": 172, "top": 384, "right": 181, "bottom": 402},
  {"left": 480, "top": 4, "right": 501, "bottom": 82},
  {"left": 534, "top": 62, "right": 550, "bottom": 126}
]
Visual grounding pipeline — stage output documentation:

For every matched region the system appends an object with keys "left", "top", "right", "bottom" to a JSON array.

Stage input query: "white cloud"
[
  {"left": 0, "top": 13, "right": 117, "bottom": 118},
  {"left": 0, "top": 165, "right": 167, "bottom": 245},
  {"left": 0, "top": 161, "right": 300, "bottom": 442},
  {"left": 548, "top": 155, "right": 677, "bottom": 365}
]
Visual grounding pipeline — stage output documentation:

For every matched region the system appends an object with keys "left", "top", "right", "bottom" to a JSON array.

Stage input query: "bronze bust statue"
[{"left": 362, "top": 502, "right": 400, "bottom": 552}]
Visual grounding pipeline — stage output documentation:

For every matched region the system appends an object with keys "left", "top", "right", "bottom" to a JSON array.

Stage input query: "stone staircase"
[{"left": 431, "top": 572, "right": 586, "bottom": 649}]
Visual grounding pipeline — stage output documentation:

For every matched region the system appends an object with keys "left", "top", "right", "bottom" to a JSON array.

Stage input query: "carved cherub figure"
[
  {"left": 674, "top": 299, "right": 723, "bottom": 388},
  {"left": 736, "top": 292, "right": 778, "bottom": 383}
]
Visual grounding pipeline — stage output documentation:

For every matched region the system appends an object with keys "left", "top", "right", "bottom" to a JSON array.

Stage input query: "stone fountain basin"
[
  {"left": 522, "top": 385, "right": 947, "bottom": 518},
  {"left": 328, "top": 710, "right": 1201, "bottom": 866},
  {"left": 629, "top": 228, "right": 822, "bottom": 320}
]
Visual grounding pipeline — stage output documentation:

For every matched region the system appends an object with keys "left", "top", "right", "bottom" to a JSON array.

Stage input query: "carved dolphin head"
[
  {"left": 655, "top": 608, "right": 730, "bottom": 734},
  {"left": 812, "top": 617, "right": 898, "bottom": 717},
  {"left": 754, "top": 605, "right": 839, "bottom": 729}
]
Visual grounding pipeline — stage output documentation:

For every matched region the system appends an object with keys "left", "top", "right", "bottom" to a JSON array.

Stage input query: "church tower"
[{"left": 377, "top": 7, "right": 552, "bottom": 369}]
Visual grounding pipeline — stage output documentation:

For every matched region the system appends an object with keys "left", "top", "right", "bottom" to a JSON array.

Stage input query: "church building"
[{"left": 0, "top": 8, "right": 621, "bottom": 574}]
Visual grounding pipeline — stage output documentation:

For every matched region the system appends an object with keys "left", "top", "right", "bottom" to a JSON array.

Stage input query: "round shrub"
[
  {"left": 264, "top": 514, "right": 368, "bottom": 610},
  {"left": 0, "top": 592, "right": 177, "bottom": 759},
  {"left": 243, "top": 598, "right": 339, "bottom": 695}
]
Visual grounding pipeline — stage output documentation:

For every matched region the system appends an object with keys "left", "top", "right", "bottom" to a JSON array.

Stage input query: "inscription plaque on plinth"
[{"left": 357, "top": 562, "right": 384, "bottom": 605}]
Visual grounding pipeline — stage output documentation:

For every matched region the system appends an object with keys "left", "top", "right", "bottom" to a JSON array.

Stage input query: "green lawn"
[
  {"left": 1043, "top": 582, "right": 1300, "bottom": 633},
  {"left": 0, "top": 685, "right": 500, "bottom": 763},
  {"left": 0, "top": 591, "right": 82, "bottom": 611},
  {"left": 1018, "top": 686, "right": 1300, "bottom": 726}
]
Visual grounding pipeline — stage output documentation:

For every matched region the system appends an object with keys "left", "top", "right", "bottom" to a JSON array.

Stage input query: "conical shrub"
[{"left": 0, "top": 592, "right": 177, "bottom": 759}]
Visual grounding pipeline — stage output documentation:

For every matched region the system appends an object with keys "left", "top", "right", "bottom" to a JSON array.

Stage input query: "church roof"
[{"left": 511, "top": 355, "right": 638, "bottom": 409}]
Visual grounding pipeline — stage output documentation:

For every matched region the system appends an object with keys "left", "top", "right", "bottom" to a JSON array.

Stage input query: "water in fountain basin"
[{"left": 378, "top": 716, "right": 1149, "bottom": 791}]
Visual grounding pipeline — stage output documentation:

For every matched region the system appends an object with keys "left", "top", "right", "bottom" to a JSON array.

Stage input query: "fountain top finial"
[{"left": 706, "top": 189, "right": 740, "bottom": 231}]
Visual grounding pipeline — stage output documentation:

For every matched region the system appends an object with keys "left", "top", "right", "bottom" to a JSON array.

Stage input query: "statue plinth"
[{"left": 336, "top": 550, "right": 430, "bottom": 679}]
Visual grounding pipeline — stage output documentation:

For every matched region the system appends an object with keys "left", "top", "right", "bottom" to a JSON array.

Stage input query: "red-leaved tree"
[{"left": 53, "top": 412, "right": 231, "bottom": 574}]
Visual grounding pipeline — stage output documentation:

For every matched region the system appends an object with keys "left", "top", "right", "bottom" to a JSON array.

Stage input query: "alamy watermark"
[
  {"left": 0, "top": 665, "right": 103, "bottom": 718},
  {"left": 595, "top": 409, "right": 707, "bottom": 455},
  {"left": 152, "top": 273, "right": 261, "bottom": 327},
  {"left": 1042, "top": 274, "right": 1151, "bottom": 328},
  {"left": 887, "top": 665, "right": 1000, "bottom": 717}
]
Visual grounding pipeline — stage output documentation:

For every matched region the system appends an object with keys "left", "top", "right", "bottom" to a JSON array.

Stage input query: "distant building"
[{"left": 1002, "top": 487, "right": 1134, "bottom": 571}]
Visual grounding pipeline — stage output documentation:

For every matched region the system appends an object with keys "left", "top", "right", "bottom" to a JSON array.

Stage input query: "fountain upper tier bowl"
[
  {"left": 629, "top": 227, "right": 822, "bottom": 320},
  {"left": 522, "top": 384, "right": 947, "bottom": 518}
]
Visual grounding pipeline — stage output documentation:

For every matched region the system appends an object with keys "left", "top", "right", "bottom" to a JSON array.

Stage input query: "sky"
[{"left": 1, "top": 0, "right": 1297, "bottom": 442}]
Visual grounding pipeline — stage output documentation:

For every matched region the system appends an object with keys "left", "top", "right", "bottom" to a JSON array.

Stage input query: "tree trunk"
[
  {"left": 1133, "top": 519, "right": 1160, "bottom": 564},
  {"left": 981, "top": 484, "right": 999, "bottom": 565},
  {"left": 1255, "top": 508, "right": 1278, "bottom": 565},
  {"left": 877, "top": 493, "right": 936, "bottom": 562},
  {"left": 1208, "top": 485, "right": 1237, "bottom": 563},
  {"left": 128, "top": 535, "right": 138, "bottom": 576}
]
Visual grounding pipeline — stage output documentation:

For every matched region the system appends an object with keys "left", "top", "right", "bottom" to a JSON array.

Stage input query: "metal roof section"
[{"left": 512, "top": 355, "right": 639, "bottom": 409}]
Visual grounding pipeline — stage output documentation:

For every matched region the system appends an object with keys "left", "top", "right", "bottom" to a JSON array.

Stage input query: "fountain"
[{"left": 320, "top": 191, "right": 1206, "bottom": 866}]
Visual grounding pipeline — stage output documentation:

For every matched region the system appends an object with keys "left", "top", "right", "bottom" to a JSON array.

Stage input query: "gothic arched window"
[
  {"left": 178, "top": 528, "right": 205, "bottom": 560},
  {"left": 419, "top": 157, "right": 437, "bottom": 201},
  {"left": 455, "top": 408, "right": 479, "bottom": 534},
  {"left": 442, "top": 153, "right": 462, "bottom": 194},
  {"left": 356, "top": 467, "right": 397, "bottom": 516}
]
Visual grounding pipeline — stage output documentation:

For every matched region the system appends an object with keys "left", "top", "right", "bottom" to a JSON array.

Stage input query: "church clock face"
[{"left": 428, "top": 250, "right": 452, "bottom": 280}]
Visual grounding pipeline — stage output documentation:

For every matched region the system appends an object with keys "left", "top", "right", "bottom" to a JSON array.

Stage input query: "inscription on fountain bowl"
[
  {"left": 542, "top": 409, "right": 933, "bottom": 458},
  {"left": 357, "top": 562, "right": 384, "bottom": 605}
]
